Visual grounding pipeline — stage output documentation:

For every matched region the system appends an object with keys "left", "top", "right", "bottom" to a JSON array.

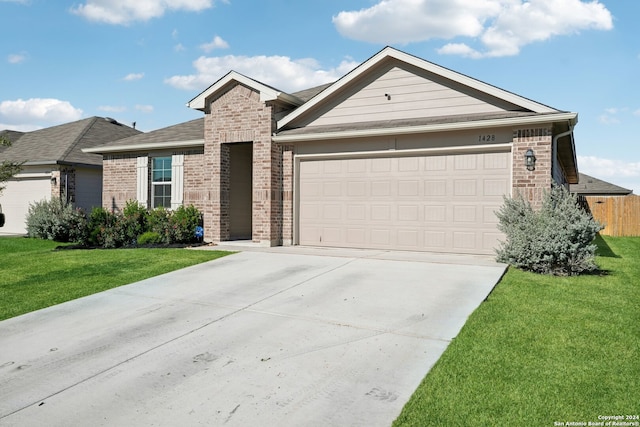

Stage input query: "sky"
[{"left": 1, "top": 0, "right": 639, "bottom": 193}]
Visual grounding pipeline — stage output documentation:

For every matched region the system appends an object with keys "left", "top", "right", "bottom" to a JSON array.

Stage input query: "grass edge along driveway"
[
  {"left": 0, "top": 237, "right": 232, "bottom": 321},
  {"left": 393, "top": 235, "right": 640, "bottom": 426}
]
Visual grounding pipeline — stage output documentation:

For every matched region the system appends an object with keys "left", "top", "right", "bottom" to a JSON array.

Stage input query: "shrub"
[
  {"left": 121, "top": 200, "right": 149, "bottom": 246},
  {"left": 495, "top": 185, "right": 603, "bottom": 276},
  {"left": 28, "top": 199, "right": 204, "bottom": 248},
  {"left": 171, "top": 204, "right": 202, "bottom": 243},
  {"left": 26, "top": 198, "right": 87, "bottom": 242},
  {"left": 148, "top": 207, "right": 172, "bottom": 244},
  {"left": 137, "top": 231, "right": 164, "bottom": 246},
  {"left": 87, "top": 207, "right": 117, "bottom": 247}
]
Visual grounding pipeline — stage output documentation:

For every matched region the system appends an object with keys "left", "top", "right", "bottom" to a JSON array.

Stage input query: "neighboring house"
[
  {"left": 571, "top": 173, "right": 638, "bottom": 237},
  {"left": 570, "top": 173, "right": 633, "bottom": 196},
  {"left": 0, "top": 117, "right": 141, "bottom": 234},
  {"left": 87, "top": 47, "right": 580, "bottom": 255}
]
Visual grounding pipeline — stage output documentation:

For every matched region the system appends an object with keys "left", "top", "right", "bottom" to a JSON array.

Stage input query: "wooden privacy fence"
[{"left": 583, "top": 195, "right": 640, "bottom": 237}]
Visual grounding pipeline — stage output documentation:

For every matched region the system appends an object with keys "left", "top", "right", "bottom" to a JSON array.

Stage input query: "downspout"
[{"left": 553, "top": 124, "right": 574, "bottom": 186}]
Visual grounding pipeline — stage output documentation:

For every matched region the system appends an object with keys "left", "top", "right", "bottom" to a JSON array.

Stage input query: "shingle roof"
[
  {"left": 88, "top": 117, "right": 204, "bottom": 152},
  {"left": 0, "top": 117, "right": 141, "bottom": 166},
  {"left": 570, "top": 173, "right": 633, "bottom": 195},
  {"left": 290, "top": 83, "right": 334, "bottom": 103}
]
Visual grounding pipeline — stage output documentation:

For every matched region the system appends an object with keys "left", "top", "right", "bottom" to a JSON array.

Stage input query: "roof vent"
[{"left": 104, "top": 117, "right": 118, "bottom": 124}]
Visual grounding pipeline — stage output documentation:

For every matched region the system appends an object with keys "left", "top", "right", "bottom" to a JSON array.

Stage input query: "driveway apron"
[{"left": 0, "top": 248, "right": 506, "bottom": 426}]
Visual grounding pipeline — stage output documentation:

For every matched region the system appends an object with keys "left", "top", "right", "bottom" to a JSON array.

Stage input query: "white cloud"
[
  {"left": 7, "top": 53, "right": 27, "bottom": 64},
  {"left": 174, "top": 43, "right": 186, "bottom": 52},
  {"left": 165, "top": 54, "right": 359, "bottom": 93},
  {"left": 598, "top": 114, "right": 620, "bottom": 125},
  {"left": 0, "top": 98, "right": 83, "bottom": 130},
  {"left": 135, "top": 104, "right": 154, "bottom": 113},
  {"left": 578, "top": 155, "right": 640, "bottom": 194},
  {"left": 437, "top": 43, "right": 483, "bottom": 59},
  {"left": 98, "top": 105, "right": 126, "bottom": 113},
  {"left": 200, "top": 36, "right": 229, "bottom": 52},
  {"left": 598, "top": 107, "right": 636, "bottom": 125},
  {"left": 334, "top": 0, "right": 613, "bottom": 58},
  {"left": 123, "top": 72, "right": 144, "bottom": 81},
  {"left": 70, "top": 0, "right": 215, "bottom": 25}
]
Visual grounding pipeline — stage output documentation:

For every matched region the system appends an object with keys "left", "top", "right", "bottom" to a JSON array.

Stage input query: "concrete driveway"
[{"left": 0, "top": 246, "right": 506, "bottom": 427}]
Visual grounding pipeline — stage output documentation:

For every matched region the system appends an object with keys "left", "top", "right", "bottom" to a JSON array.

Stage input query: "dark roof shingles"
[
  {"left": 570, "top": 173, "right": 632, "bottom": 195},
  {"left": 0, "top": 117, "right": 141, "bottom": 166}
]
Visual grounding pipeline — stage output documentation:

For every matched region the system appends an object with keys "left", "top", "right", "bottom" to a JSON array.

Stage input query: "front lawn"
[
  {"left": 394, "top": 235, "right": 640, "bottom": 426},
  {"left": 0, "top": 237, "right": 232, "bottom": 321}
]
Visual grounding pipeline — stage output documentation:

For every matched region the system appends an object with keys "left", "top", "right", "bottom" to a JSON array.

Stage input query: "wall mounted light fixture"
[{"left": 524, "top": 148, "right": 536, "bottom": 171}]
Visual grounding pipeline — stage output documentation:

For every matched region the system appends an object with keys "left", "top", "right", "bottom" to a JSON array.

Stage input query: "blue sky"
[{"left": 1, "top": 0, "right": 639, "bottom": 192}]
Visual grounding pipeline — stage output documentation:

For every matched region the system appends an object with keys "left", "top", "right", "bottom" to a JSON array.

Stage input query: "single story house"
[
  {"left": 570, "top": 172, "right": 633, "bottom": 196},
  {"left": 0, "top": 117, "right": 140, "bottom": 234},
  {"left": 87, "top": 47, "right": 579, "bottom": 255}
]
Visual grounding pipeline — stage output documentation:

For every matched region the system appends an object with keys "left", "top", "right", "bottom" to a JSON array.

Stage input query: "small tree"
[
  {"left": 495, "top": 185, "right": 603, "bottom": 276},
  {"left": 0, "top": 135, "right": 23, "bottom": 195}
]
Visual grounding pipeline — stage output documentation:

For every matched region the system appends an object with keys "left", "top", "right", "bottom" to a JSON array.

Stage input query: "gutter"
[
  {"left": 273, "top": 112, "right": 578, "bottom": 143},
  {"left": 553, "top": 124, "right": 576, "bottom": 181},
  {"left": 83, "top": 139, "right": 204, "bottom": 154}
]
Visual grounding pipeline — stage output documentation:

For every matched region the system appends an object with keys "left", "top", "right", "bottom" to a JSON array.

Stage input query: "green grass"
[
  {"left": 394, "top": 235, "right": 640, "bottom": 426},
  {"left": 0, "top": 237, "right": 232, "bottom": 321}
]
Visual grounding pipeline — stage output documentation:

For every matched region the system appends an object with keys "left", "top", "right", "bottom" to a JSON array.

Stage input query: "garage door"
[
  {"left": 298, "top": 151, "right": 511, "bottom": 254},
  {"left": 0, "top": 177, "right": 51, "bottom": 234}
]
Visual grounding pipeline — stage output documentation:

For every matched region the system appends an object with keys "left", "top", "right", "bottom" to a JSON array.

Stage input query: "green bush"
[
  {"left": 87, "top": 207, "right": 118, "bottom": 247},
  {"left": 495, "top": 185, "right": 603, "bottom": 276},
  {"left": 171, "top": 204, "right": 201, "bottom": 243},
  {"left": 148, "top": 207, "right": 172, "bottom": 244},
  {"left": 28, "top": 199, "right": 204, "bottom": 248},
  {"left": 121, "top": 200, "right": 149, "bottom": 246},
  {"left": 137, "top": 231, "right": 164, "bottom": 246},
  {"left": 26, "top": 198, "right": 87, "bottom": 242}
]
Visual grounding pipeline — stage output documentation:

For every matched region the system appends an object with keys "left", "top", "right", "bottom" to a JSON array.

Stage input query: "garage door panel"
[
  {"left": 0, "top": 177, "right": 51, "bottom": 234},
  {"left": 299, "top": 151, "right": 509, "bottom": 254}
]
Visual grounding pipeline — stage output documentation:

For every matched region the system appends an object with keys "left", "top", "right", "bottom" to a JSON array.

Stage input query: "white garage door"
[
  {"left": 298, "top": 151, "right": 511, "bottom": 255},
  {"left": 0, "top": 178, "right": 51, "bottom": 234}
]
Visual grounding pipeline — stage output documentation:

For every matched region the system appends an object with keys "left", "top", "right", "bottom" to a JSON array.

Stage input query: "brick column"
[
  {"left": 512, "top": 127, "right": 552, "bottom": 209},
  {"left": 281, "top": 145, "right": 294, "bottom": 245},
  {"left": 203, "top": 84, "right": 281, "bottom": 246}
]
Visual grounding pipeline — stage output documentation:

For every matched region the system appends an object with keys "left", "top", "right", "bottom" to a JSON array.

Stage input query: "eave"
[
  {"left": 83, "top": 139, "right": 204, "bottom": 154},
  {"left": 188, "top": 71, "right": 303, "bottom": 111},
  {"left": 273, "top": 112, "right": 578, "bottom": 143}
]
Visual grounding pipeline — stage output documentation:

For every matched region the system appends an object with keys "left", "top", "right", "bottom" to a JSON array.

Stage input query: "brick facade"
[
  {"left": 203, "top": 84, "right": 288, "bottom": 245},
  {"left": 511, "top": 127, "right": 553, "bottom": 209},
  {"left": 102, "top": 148, "right": 205, "bottom": 213},
  {"left": 50, "top": 167, "right": 77, "bottom": 203}
]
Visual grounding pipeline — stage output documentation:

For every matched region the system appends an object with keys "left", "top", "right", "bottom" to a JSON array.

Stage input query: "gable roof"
[
  {"left": 277, "top": 46, "right": 559, "bottom": 131},
  {"left": 570, "top": 173, "right": 633, "bottom": 195},
  {"left": 187, "top": 71, "right": 303, "bottom": 111},
  {"left": 0, "top": 117, "right": 141, "bottom": 167},
  {"left": 84, "top": 117, "right": 204, "bottom": 154}
]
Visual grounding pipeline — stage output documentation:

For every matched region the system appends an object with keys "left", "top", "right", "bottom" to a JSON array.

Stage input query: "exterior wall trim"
[
  {"left": 84, "top": 139, "right": 204, "bottom": 154},
  {"left": 274, "top": 113, "right": 577, "bottom": 143}
]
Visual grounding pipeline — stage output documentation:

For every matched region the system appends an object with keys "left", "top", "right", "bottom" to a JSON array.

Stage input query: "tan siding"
[
  {"left": 306, "top": 66, "right": 507, "bottom": 127},
  {"left": 74, "top": 167, "right": 102, "bottom": 212}
]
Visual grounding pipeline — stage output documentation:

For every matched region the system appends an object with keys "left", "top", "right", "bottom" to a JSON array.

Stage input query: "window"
[
  {"left": 137, "top": 154, "right": 183, "bottom": 209},
  {"left": 151, "top": 156, "right": 172, "bottom": 208}
]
